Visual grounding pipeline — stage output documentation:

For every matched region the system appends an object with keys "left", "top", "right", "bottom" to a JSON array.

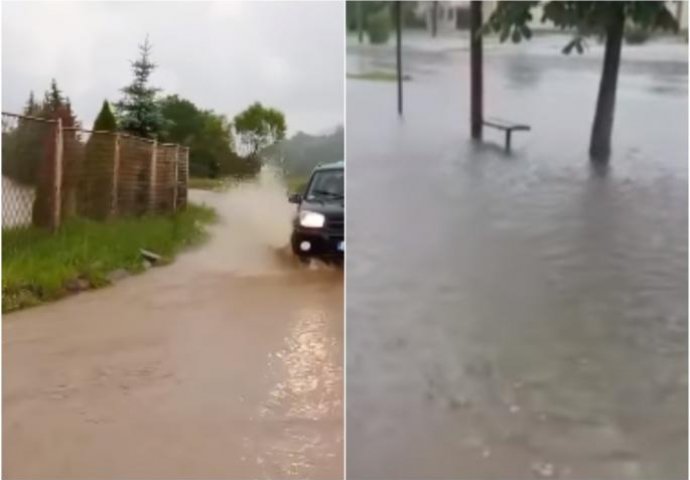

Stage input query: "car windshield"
[{"left": 305, "top": 169, "right": 343, "bottom": 201}]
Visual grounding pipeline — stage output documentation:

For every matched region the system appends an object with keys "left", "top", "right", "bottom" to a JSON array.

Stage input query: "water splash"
[{"left": 181, "top": 168, "right": 336, "bottom": 277}]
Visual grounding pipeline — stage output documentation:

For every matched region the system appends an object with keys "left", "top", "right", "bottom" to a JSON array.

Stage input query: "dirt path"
[{"left": 3, "top": 177, "right": 343, "bottom": 479}]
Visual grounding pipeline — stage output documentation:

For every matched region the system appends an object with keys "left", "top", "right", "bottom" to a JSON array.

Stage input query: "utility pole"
[
  {"left": 470, "top": 1, "right": 483, "bottom": 139},
  {"left": 395, "top": 1, "right": 403, "bottom": 116}
]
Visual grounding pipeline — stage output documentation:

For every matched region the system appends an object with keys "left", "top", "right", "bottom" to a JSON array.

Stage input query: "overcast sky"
[{"left": 2, "top": 1, "right": 344, "bottom": 136}]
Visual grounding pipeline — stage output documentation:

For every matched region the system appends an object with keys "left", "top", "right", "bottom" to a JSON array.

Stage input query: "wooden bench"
[{"left": 482, "top": 117, "right": 531, "bottom": 151}]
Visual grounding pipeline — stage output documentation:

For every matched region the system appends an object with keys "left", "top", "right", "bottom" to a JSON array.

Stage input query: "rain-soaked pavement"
[
  {"left": 3, "top": 172, "right": 343, "bottom": 479},
  {"left": 347, "top": 33, "right": 687, "bottom": 479}
]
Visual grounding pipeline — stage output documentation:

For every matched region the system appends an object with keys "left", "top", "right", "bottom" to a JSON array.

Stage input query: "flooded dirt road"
[
  {"left": 347, "top": 34, "right": 687, "bottom": 479},
  {"left": 3, "top": 173, "right": 343, "bottom": 479}
]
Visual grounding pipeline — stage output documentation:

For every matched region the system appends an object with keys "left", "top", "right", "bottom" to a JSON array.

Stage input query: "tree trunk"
[
  {"left": 357, "top": 2, "right": 364, "bottom": 44},
  {"left": 431, "top": 2, "right": 438, "bottom": 38},
  {"left": 589, "top": 6, "right": 625, "bottom": 161}
]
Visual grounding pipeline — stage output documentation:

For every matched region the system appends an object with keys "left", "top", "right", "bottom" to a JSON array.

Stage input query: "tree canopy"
[
  {"left": 4, "top": 80, "right": 79, "bottom": 187},
  {"left": 485, "top": 1, "right": 677, "bottom": 54},
  {"left": 233, "top": 102, "right": 287, "bottom": 156},
  {"left": 159, "top": 95, "right": 256, "bottom": 179},
  {"left": 484, "top": 1, "right": 678, "bottom": 160},
  {"left": 24, "top": 91, "right": 40, "bottom": 116}
]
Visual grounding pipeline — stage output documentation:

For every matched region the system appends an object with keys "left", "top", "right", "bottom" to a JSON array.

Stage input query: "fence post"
[
  {"left": 111, "top": 133, "right": 120, "bottom": 217},
  {"left": 52, "top": 118, "right": 63, "bottom": 230},
  {"left": 181, "top": 146, "right": 189, "bottom": 209},
  {"left": 172, "top": 145, "right": 180, "bottom": 212},
  {"left": 149, "top": 140, "right": 158, "bottom": 213}
]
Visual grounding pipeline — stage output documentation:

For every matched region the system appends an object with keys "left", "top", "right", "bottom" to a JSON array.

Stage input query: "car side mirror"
[{"left": 288, "top": 193, "right": 302, "bottom": 204}]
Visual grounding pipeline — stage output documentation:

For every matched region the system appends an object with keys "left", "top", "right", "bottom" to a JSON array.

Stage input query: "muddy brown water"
[{"left": 3, "top": 173, "right": 343, "bottom": 479}]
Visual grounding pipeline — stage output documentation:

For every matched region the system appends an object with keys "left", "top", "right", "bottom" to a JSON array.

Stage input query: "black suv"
[{"left": 289, "top": 161, "right": 344, "bottom": 263}]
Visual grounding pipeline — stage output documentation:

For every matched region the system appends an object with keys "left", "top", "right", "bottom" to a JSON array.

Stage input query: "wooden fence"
[{"left": 2, "top": 111, "right": 189, "bottom": 231}]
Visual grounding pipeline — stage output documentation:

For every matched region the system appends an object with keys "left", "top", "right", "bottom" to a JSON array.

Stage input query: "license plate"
[{"left": 337, "top": 241, "right": 344, "bottom": 251}]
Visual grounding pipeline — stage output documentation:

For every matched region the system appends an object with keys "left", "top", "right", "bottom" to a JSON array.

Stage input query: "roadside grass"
[
  {"left": 2, "top": 203, "right": 217, "bottom": 313},
  {"left": 188, "top": 176, "right": 231, "bottom": 191},
  {"left": 347, "top": 71, "right": 412, "bottom": 82},
  {"left": 286, "top": 175, "right": 309, "bottom": 194}
]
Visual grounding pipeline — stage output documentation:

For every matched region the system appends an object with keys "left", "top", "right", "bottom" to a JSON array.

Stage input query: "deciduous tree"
[
  {"left": 485, "top": 1, "right": 677, "bottom": 161},
  {"left": 233, "top": 102, "right": 287, "bottom": 157}
]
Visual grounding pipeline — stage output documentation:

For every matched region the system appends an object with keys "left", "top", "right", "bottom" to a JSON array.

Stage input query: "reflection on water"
[
  {"left": 185, "top": 171, "right": 343, "bottom": 479},
  {"left": 347, "top": 35, "right": 687, "bottom": 479},
  {"left": 254, "top": 306, "right": 342, "bottom": 478}
]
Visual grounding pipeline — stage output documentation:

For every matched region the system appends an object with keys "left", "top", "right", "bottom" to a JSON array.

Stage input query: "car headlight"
[{"left": 299, "top": 210, "right": 325, "bottom": 228}]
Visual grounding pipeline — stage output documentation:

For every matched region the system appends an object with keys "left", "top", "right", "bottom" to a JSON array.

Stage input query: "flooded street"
[
  {"left": 3, "top": 173, "right": 343, "bottom": 479},
  {"left": 347, "top": 34, "right": 687, "bottom": 479}
]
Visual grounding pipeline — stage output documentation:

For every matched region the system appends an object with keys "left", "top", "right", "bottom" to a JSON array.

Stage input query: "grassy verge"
[
  {"left": 347, "top": 71, "right": 412, "bottom": 82},
  {"left": 286, "top": 175, "right": 309, "bottom": 194},
  {"left": 2, "top": 204, "right": 217, "bottom": 313},
  {"left": 188, "top": 176, "right": 232, "bottom": 191}
]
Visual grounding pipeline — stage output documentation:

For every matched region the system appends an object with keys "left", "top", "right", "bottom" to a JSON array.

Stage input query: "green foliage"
[
  {"left": 2, "top": 203, "right": 216, "bottom": 312},
  {"left": 233, "top": 102, "right": 287, "bottom": 156},
  {"left": 82, "top": 101, "right": 117, "bottom": 220},
  {"left": 3, "top": 81, "right": 79, "bottom": 187},
  {"left": 34, "top": 79, "right": 79, "bottom": 127},
  {"left": 348, "top": 71, "right": 412, "bottom": 82},
  {"left": 159, "top": 95, "right": 203, "bottom": 144},
  {"left": 485, "top": 2, "right": 677, "bottom": 54},
  {"left": 23, "top": 91, "right": 40, "bottom": 116},
  {"left": 485, "top": 1, "right": 678, "bottom": 160},
  {"left": 347, "top": 2, "right": 421, "bottom": 31},
  {"left": 366, "top": 6, "right": 392, "bottom": 44},
  {"left": 92, "top": 100, "right": 117, "bottom": 131},
  {"left": 43, "top": 78, "right": 63, "bottom": 112},
  {"left": 116, "top": 36, "right": 165, "bottom": 138},
  {"left": 188, "top": 177, "right": 231, "bottom": 191},
  {"left": 346, "top": 2, "right": 388, "bottom": 31},
  {"left": 286, "top": 175, "right": 309, "bottom": 195},
  {"left": 158, "top": 95, "right": 255, "bottom": 180},
  {"left": 2, "top": 118, "right": 46, "bottom": 186}
]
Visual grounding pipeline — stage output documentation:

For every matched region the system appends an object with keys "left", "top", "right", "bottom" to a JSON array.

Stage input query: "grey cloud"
[{"left": 2, "top": 1, "right": 344, "bottom": 135}]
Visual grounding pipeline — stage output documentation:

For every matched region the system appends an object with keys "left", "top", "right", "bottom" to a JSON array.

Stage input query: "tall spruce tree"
[
  {"left": 23, "top": 91, "right": 40, "bottom": 116},
  {"left": 43, "top": 78, "right": 62, "bottom": 112},
  {"left": 116, "top": 36, "right": 164, "bottom": 138}
]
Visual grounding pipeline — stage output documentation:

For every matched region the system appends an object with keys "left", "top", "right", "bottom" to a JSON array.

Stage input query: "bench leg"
[{"left": 505, "top": 130, "right": 512, "bottom": 151}]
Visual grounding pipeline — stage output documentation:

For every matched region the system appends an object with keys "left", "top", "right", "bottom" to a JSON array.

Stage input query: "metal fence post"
[
  {"left": 52, "top": 118, "right": 63, "bottom": 230},
  {"left": 149, "top": 140, "right": 158, "bottom": 213},
  {"left": 111, "top": 133, "right": 120, "bottom": 217}
]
